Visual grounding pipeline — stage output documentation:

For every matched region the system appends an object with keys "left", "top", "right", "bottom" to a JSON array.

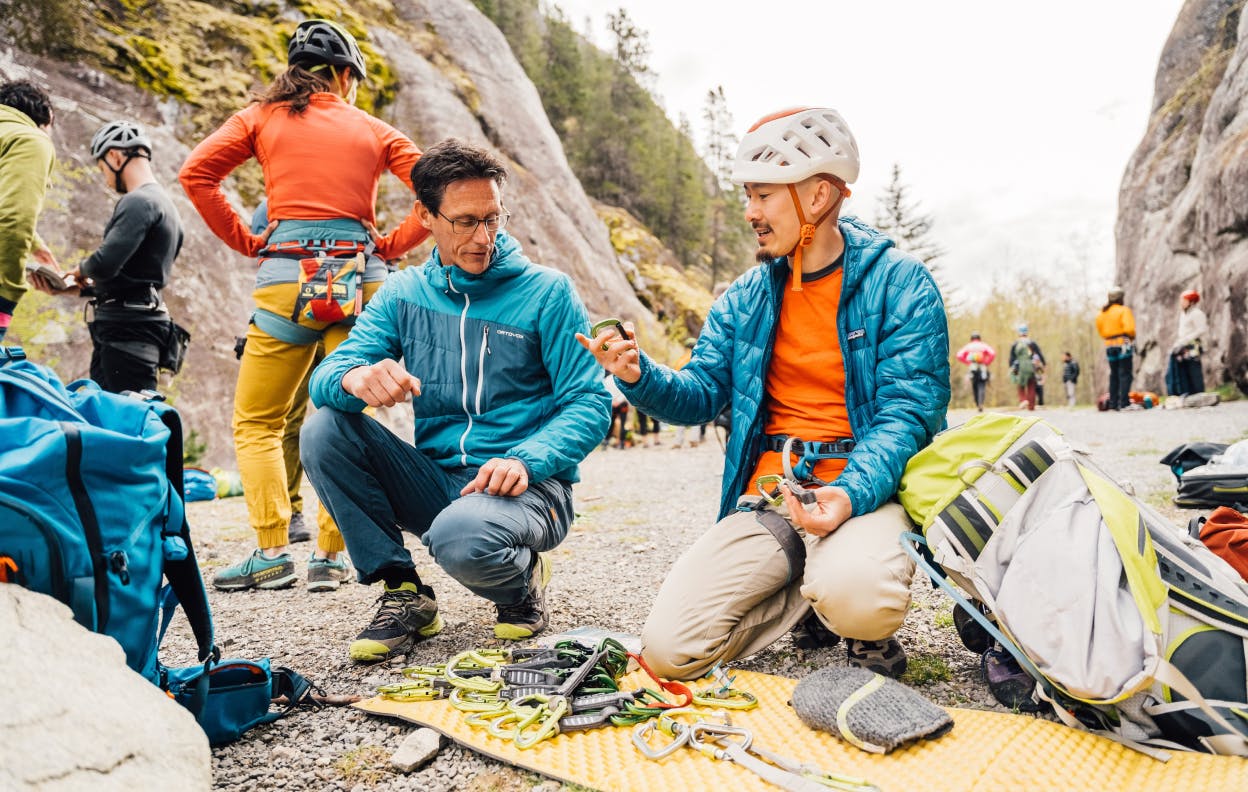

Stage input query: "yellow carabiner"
[
  {"left": 756, "top": 474, "right": 784, "bottom": 507},
  {"left": 692, "top": 687, "right": 759, "bottom": 711}
]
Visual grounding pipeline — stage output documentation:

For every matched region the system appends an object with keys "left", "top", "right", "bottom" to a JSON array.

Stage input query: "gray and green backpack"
[{"left": 898, "top": 412, "right": 1248, "bottom": 756}]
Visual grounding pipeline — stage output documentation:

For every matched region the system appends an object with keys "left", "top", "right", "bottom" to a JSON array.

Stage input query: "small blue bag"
[{"left": 163, "top": 658, "right": 322, "bottom": 746}]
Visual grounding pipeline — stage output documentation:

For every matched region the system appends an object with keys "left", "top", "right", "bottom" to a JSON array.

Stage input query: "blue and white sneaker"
[{"left": 212, "top": 549, "right": 297, "bottom": 591}]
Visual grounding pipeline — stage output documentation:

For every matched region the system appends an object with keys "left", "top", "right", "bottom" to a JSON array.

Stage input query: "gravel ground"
[{"left": 166, "top": 399, "right": 1248, "bottom": 791}]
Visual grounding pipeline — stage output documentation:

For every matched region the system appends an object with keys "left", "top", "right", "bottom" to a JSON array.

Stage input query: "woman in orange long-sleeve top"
[
  {"left": 179, "top": 19, "right": 428, "bottom": 593},
  {"left": 1094, "top": 285, "right": 1136, "bottom": 411}
]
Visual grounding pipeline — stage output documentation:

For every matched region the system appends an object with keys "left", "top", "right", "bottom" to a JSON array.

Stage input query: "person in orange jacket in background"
[
  {"left": 179, "top": 19, "right": 429, "bottom": 593},
  {"left": 1095, "top": 285, "right": 1136, "bottom": 411}
]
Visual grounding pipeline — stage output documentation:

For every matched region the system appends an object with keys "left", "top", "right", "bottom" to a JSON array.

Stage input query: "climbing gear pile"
[
  {"left": 377, "top": 639, "right": 698, "bottom": 749},
  {"left": 374, "top": 641, "right": 884, "bottom": 790}
]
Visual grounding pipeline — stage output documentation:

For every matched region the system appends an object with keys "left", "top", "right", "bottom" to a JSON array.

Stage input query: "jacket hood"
[
  {"left": 0, "top": 104, "right": 41, "bottom": 130},
  {"left": 760, "top": 215, "right": 897, "bottom": 296},
  {"left": 423, "top": 231, "right": 529, "bottom": 296}
]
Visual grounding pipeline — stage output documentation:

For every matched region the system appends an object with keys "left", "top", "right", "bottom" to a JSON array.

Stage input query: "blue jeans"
[{"left": 301, "top": 409, "right": 574, "bottom": 605}]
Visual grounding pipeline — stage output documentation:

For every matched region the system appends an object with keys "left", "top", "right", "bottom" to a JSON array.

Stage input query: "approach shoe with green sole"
[
  {"left": 307, "top": 553, "right": 354, "bottom": 593},
  {"left": 212, "top": 549, "right": 297, "bottom": 591},
  {"left": 494, "top": 553, "right": 551, "bottom": 640},
  {"left": 349, "top": 582, "right": 443, "bottom": 663}
]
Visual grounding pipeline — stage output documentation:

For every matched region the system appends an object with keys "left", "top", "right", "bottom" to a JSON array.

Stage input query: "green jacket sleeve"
[{"left": 0, "top": 132, "right": 55, "bottom": 304}]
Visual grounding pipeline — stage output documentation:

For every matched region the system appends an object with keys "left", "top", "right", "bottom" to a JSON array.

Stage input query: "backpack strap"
[
  {"left": 270, "top": 667, "right": 325, "bottom": 715},
  {"left": 156, "top": 406, "right": 216, "bottom": 663},
  {"left": 1151, "top": 660, "right": 1248, "bottom": 755}
]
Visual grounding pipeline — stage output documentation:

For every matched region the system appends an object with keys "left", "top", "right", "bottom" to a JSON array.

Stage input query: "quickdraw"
[
  {"left": 692, "top": 663, "right": 759, "bottom": 711},
  {"left": 633, "top": 709, "right": 879, "bottom": 792}
]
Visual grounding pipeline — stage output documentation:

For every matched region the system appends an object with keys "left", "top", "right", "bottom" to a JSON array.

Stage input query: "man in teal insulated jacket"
[
  {"left": 583, "top": 108, "right": 949, "bottom": 680},
  {"left": 303, "top": 140, "right": 611, "bottom": 662}
]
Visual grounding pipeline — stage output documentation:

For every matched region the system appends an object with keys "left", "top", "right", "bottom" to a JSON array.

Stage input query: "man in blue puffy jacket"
[
  {"left": 583, "top": 108, "right": 949, "bottom": 680},
  {"left": 303, "top": 139, "right": 611, "bottom": 662}
]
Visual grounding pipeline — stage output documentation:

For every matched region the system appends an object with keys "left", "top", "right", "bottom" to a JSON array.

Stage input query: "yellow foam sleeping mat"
[{"left": 355, "top": 668, "right": 1248, "bottom": 791}]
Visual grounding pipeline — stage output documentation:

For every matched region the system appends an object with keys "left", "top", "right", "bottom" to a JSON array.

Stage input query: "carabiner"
[
  {"left": 692, "top": 687, "right": 759, "bottom": 710},
  {"left": 632, "top": 718, "right": 690, "bottom": 760},
  {"left": 756, "top": 474, "right": 785, "bottom": 507}
]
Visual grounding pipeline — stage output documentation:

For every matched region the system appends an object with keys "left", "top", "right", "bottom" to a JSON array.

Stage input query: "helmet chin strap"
[
  {"left": 102, "top": 151, "right": 149, "bottom": 194},
  {"left": 784, "top": 182, "right": 848, "bottom": 292}
]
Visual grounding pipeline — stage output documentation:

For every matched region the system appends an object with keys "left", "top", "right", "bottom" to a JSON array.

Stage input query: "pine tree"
[
  {"left": 703, "top": 86, "right": 738, "bottom": 289},
  {"left": 874, "top": 163, "right": 956, "bottom": 306}
]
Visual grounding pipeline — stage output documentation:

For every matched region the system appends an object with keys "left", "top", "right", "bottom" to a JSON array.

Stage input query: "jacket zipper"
[
  {"left": 475, "top": 325, "right": 490, "bottom": 414},
  {"left": 449, "top": 278, "right": 474, "bottom": 466}
]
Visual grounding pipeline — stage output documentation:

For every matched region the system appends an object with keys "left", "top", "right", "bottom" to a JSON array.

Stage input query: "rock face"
[
  {"left": 0, "top": 0, "right": 652, "bottom": 466},
  {"left": 0, "top": 585, "right": 211, "bottom": 790},
  {"left": 1116, "top": 0, "right": 1248, "bottom": 394}
]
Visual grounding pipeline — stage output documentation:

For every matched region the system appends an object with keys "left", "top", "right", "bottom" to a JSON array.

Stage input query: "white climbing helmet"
[
  {"left": 731, "top": 107, "right": 860, "bottom": 186},
  {"left": 90, "top": 121, "right": 152, "bottom": 160}
]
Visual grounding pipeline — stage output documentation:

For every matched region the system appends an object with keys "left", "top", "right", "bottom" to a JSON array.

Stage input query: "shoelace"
[
  {"left": 496, "top": 596, "right": 540, "bottom": 623},
  {"left": 367, "top": 589, "right": 423, "bottom": 630}
]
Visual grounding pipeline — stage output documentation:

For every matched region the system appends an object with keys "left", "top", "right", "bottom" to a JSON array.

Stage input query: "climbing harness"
[{"left": 766, "top": 433, "right": 855, "bottom": 483}]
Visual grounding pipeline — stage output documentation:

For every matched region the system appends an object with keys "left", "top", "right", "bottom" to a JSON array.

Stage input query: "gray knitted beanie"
[{"left": 791, "top": 666, "right": 953, "bottom": 754}]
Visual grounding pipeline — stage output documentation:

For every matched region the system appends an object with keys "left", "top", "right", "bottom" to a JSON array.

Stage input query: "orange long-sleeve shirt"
[
  {"left": 748, "top": 265, "right": 854, "bottom": 486},
  {"left": 179, "top": 93, "right": 428, "bottom": 259}
]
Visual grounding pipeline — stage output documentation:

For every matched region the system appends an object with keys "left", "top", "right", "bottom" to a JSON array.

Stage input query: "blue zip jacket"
[
  {"left": 309, "top": 232, "right": 611, "bottom": 483},
  {"left": 620, "top": 217, "right": 950, "bottom": 520}
]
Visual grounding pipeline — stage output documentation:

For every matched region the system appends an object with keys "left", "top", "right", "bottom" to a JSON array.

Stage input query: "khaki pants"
[{"left": 641, "top": 497, "right": 915, "bottom": 680}]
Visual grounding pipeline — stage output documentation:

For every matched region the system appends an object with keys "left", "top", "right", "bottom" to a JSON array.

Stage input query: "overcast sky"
[{"left": 549, "top": 0, "right": 1186, "bottom": 303}]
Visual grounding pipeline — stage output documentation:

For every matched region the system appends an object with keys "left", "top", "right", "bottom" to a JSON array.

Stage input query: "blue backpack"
[
  {"left": 0, "top": 346, "right": 215, "bottom": 681},
  {"left": 0, "top": 347, "right": 322, "bottom": 744}
]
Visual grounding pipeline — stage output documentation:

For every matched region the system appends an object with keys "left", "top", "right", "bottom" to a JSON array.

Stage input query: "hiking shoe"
[
  {"left": 288, "top": 510, "right": 312, "bottom": 543},
  {"left": 846, "top": 637, "right": 907, "bottom": 679},
  {"left": 495, "top": 553, "right": 551, "bottom": 640},
  {"left": 791, "top": 609, "right": 841, "bottom": 650},
  {"left": 953, "top": 602, "right": 993, "bottom": 655},
  {"left": 307, "top": 553, "right": 353, "bottom": 593},
  {"left": 982, "top": 643, "right": 1042, "bottom": 712},
  {"left": 349, "top": 582, "right": 442, "bottom": 663},
  {"left": 212, "top": 549, "right": 297, "bottom": 591}
]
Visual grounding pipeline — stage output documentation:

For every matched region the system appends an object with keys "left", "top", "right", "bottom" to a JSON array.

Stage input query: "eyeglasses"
[{"left": 436, "top": 210, "right": 510, "bottom": 235}]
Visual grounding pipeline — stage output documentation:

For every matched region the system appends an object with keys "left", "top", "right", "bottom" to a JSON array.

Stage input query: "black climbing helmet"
[{"left": 287, "top": 19, "right": 366, "bottom": 81}]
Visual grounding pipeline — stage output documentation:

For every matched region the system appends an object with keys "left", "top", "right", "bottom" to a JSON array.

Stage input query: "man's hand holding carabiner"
[
  {"left": 576, "top": 319, "right": 641, "bottom": 384},
  {"left": 781, "top": 483, "right": 853, "bottom": 538}
]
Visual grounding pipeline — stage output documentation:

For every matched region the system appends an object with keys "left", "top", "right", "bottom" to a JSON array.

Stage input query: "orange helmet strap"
[{"left": 785, "top": 183, "right": 839, "bottom": 293}]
